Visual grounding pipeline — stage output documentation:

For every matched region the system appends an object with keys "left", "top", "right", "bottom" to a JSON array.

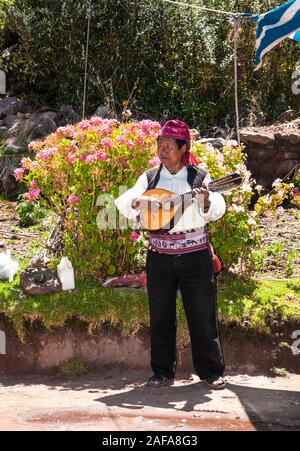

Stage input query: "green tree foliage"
[{"left": 1, "top": 0, "right": 300, "bottom": 129}]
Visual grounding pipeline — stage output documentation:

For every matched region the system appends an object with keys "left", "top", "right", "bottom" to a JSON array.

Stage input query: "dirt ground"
[
  {"left": 0, "top": 369, "right": 300, "bottom": 431},
  {"left": 0, "top": 199, "right": 46, "bottom": 260},
  {"left": 255, "top": 207, "right": 300, "bottom": 279}
]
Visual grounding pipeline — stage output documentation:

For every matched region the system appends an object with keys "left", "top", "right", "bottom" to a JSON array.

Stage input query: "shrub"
[
  {"left": 15, "top": 117, "right": 160, "bottom": 281},
  {"left": 15, "top": 194, "right": 47, "bottom": 227},
  {"left": 193, "top": 140, "right": 261, "bottom": 274}
]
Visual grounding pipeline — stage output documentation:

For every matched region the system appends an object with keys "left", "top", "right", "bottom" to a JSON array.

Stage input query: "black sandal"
[
  {"left": 204, "top": 375, "right": 226, "bottom": 390},
  {"left": 147, "top": 374, "right": 175, "bottom": 387}
]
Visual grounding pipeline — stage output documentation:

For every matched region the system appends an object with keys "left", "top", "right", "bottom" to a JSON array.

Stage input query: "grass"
[
  {"left": 217, "top": 274, "right": 300, "bottom": 330},
  {"left": 271, "top": 367, "right": 289, "bottom": 378},
  {"left": 0, "top": 261, "right": 299, "bottom": 346},
  {"left": 58, "top": 357, "right": 88, "bottom": 376}
]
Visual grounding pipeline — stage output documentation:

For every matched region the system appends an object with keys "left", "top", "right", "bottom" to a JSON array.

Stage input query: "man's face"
[{"left": 157, "top": 137, "right": 186, "bottom": 167}]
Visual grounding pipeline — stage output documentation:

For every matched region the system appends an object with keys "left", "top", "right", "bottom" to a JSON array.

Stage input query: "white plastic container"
[
  {"left": 57, "top": 256, "right": 75, "bottom": 290},
  {"left": 0, "top": 249, "right": 19, "bottom": 283}
]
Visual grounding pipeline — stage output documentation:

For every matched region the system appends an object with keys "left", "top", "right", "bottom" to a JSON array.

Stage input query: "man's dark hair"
[{"left": 175, "top": 139, "right": 187, "bottom": 149}]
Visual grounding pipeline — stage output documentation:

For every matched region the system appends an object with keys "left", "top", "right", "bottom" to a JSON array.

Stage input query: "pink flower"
[
  {"left": 23, "top": 181, "right": 41, "bottom": 203},
  {"left": 28, "top": 141, "right": 35, "bottom": 152},
  {"left": 79, "top": 121, "right": 90, "bottom": 131},
  {"left": 67, "top": 194, "right": 79, "bottom": 205},
  {"left": 21, "top": 157, "right": 33, "bottom": 169},
  {"left": 29, "top": 180, "right": 37, "bottom": 189},
  {"left": 116, "top": 136, "right": 126, "bottom": 144},
  {"left": 31, "top": 162, "right": 40, "bottom": 169},
  {"left": 36, "top": 148, "right": 57, "bottom": 161},
  {"left": 86, "top": 154, "right": 96, "bottom": 163},
  {"left": 67, "top": 154, "right": 77, "bottom": 165},
  {"left": 75, "top": 132, "right": 85, "bottom": 140},
  {"left": 13, "top": 168, "right": 24, "bottom": 181},
  {"left": 95, "top": 151, "right": 108, "bottom": 161},
  {"left": 102, "top": 125, "right": 113, "bottom": 134},
  {"left": 136, "top": 138, "right": 144, "bottom": 147},
  {"left": 138, "top": 130, "right": 146, "bottom": 138},
  {"left": 122, "top": 109, "right": 132, "bottom": 118},
  {"left": 90, "top": 116, "right": 104, "bottom": 126},
  {"left": 127, "top": 140, "right": 134, "bottom": 150},
  {"left": 148, "top": 157, "right": 161, "bottom": 167},
  {"left": 100, "top": 139, "right": 112, "bottom": 149},
  {"left": 101, "top": 185, "right": 108, "bottom": 192},
  {"left": 130, "top": 231, "right": 140, "bottom": 242},
  {"left": 56, "top": 125, "right": 76, "bottom": 137}
]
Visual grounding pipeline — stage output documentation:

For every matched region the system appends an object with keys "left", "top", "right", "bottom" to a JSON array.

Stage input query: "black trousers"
[{"left": 146, "top": 248, "right": 225, "bottom": 380}]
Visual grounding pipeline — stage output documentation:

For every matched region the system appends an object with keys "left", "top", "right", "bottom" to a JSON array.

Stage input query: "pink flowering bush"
[{"left": 15, "top": 117, "right": 160, "bottom": 280}]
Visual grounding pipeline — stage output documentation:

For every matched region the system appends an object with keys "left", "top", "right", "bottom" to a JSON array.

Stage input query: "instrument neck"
[{"left": 167, "top": 184, "right": 218, "bottom": 207}]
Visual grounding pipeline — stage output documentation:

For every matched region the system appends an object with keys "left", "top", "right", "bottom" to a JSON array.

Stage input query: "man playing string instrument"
[{"left": 115, "top": 120, "right": 226, "bottom": 389}]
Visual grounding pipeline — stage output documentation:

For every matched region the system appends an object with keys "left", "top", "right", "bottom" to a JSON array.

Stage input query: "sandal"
[
  {"left": 204, "top": 375, "right": 226, "bottom": 390},
  {"left": 147, "top": 374, "right": 175, "bottom": 387}
]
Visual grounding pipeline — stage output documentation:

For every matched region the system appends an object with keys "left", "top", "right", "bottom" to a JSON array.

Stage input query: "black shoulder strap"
[
  {"left": 146, "top": 163, "right": 163, "bottom": 189},
  {"left": 146, "top": 164, "right": 207, "bottom": 190},
  {"left": 186, "top": 165, "right": 208, "bottom": 189}
]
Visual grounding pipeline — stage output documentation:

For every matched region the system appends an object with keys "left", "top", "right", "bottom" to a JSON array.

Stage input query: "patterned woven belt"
[{"left": 149, "top": 229, "right": 209, "bottom": 255}]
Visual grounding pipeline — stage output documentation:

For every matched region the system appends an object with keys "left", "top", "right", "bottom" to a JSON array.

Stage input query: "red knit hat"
[{"left": 160, "top": 120, "right": 198, "bottom": 165}]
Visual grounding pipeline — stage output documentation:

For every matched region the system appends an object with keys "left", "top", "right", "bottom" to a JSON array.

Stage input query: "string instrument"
[{"left": 137, "top": 173, "right": 242, "bottom": 232}]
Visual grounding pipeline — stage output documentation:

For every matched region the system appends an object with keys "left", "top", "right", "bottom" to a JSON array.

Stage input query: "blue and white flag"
[
  {"left": 290, "top": 30, "right": 300, "bottom": 41},
  {"left": 249, "top": 0, "right": 300, "bottom": 70}
]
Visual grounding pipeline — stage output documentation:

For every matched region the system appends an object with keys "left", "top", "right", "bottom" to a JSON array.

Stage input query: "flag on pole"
[
  {"left": 249, "top": 0, "right": 300, "bottom": 70},
  {"left": 290, "top": 30, "right": 300, "bottom": 41}
]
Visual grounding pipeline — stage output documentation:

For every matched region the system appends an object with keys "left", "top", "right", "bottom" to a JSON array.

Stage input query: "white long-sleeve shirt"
[{"left": 114, "top": 164, "right": 226, "bottom": 233}]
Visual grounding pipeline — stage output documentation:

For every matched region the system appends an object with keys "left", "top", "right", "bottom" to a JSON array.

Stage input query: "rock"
[
  {"left": 4, "top": 138, "right": 24, "bottom": 153},
  {"left": 95, "top": 105, "right": 110, "bottom": 119},
  {"left": 283, "top": 133, "right": 300, "bottom": 145},
  {"left": 240, "top": 131, "right": 275, "bottom": 145},
  {"left": 283, "top": 152, "right": 300, "bottom": 160},
  {"left": 199, "top": 137, "right": 225, "bottom": 149},
  {"left": 241, "top": 126, "right": 300, "bottom": 188},
  {"left": 2, "top": 114, "right": 19, "bottom": 129},
  {"left": 39, "top": 111, "right": 57, "bottom": 122},
  {"left": 275, "top": 131, "right": 300, "bottom": 145},
  {"left": 20, "top": 267, "right": 62, "bottom": 296},
  {"left": 0, "top": 97, "right": 28, "bottom": 118},
  {"left": 26, "top": 115, "right": 57, "bottom": 140},
  {"left": 0, "top": 126, "right": 8, "bottom": 140},
  {"left": 54, "top": 105, "right": 80, "bottom": 127},
  {"left": 1, "top": 114, "right": 57, "bottom": 155},
  {"left": 0, "top": 156, "right": 21, "bottom": 195},
  {"left": 276, "top": 160, "right": 298, "bottom": 178}
]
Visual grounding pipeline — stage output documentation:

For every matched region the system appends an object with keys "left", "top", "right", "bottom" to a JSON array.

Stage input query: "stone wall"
[{"left": 240, "top": 130, "right": 300, "bottom": 188}]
